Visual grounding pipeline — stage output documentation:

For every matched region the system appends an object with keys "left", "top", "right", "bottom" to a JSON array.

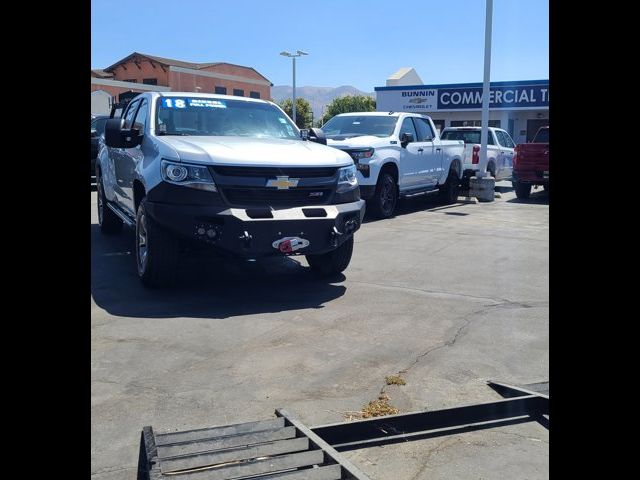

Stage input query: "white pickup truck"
[
  {"left": 323, "top": 112, "right": 465, "bottom": 218},
  {"left": 440, "top": 126, "right": 516, "bottom": 182}
]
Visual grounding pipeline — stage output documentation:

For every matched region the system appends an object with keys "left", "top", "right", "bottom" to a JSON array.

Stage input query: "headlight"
[
  {"left": 336, "top": 164, "right": 358, "bottom": 193},
  {"left": 161, "top": 160, "right": 217, "bottom": 192},
  {"left": 348, "top": 148, "right": 374, "bottom": 160}
]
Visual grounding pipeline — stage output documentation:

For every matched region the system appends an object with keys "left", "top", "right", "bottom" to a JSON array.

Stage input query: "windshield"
[
  {"left": 155, "top": 97, "right": 299, "bottom": 139},
  {"left": 322, "top": 115, "right": 397, "bottom": 139}
]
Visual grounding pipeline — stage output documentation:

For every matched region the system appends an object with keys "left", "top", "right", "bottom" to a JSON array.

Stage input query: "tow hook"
[
  {"left": 343, "top": 218, "right": 359, "bottom": 235},
  {"left": 239, "top": 231, "right": 253, "bottom": 250},
  {"left": 329, "top": 226, "right": 343, "bottom": 248}
]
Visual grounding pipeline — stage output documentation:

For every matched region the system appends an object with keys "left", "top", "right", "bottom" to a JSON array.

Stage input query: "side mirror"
[
  {"left": 90, "top": 129, "right": 98, "bottom": 138},
  {"left": 300, "top": 129, "right": 309, "bottom": 140},
  {"left": 400, "top": 132, "right": 414, "bottom": 148},
  {"left": 307, "top": 127, "right": 327, "bottom": 145},
  {"left": 104, "top": 118, "right": 142, "bottom": 148}
]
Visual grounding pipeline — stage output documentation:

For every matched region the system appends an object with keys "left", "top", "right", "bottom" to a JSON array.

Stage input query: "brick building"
[{"left": 91, "top": 52, "right": 273, "bottom": 114}]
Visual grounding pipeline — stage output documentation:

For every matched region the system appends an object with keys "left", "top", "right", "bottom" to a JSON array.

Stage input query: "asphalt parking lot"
[{"left": 91, "top": 182, "right": 549, "bottom": 480}]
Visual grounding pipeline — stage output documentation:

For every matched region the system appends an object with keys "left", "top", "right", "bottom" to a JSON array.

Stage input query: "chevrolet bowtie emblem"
[{"left": 266, "top": 176, "right": 300, "bottom": 189}]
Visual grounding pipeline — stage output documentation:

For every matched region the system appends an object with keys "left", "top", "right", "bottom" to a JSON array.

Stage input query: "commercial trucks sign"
[{"left": 375, "top": 82, "right": 549, "bottom": 112}]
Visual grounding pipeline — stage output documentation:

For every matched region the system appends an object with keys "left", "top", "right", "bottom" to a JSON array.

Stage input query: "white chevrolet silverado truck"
[
  {"left": 440, "top": 126, "right": 516, "bottom": 182},
  {"left": 323, "top": 112, "right": 465, "bottom": 218}
]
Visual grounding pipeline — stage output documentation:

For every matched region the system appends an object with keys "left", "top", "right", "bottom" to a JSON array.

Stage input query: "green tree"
[
  {"left": 279, "top": 97, "right": 313, "bottom": 129},
  {"left": 320, "top": 95, "right": 376, "bottom": 126}
]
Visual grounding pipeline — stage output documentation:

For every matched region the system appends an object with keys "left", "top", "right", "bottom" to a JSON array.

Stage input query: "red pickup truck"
[{"left": 511, "top": 126, "right": 549, "bottom": 199}]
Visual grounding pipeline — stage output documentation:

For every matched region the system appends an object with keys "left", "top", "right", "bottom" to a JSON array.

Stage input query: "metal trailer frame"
[{"left": 137, "top": 381, "right": 548, "bottom": 480}]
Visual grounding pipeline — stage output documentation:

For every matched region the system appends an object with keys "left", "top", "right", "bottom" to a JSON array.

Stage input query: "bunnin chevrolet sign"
[{"left": 375, "top": 80, "right": 549, "bottom": 112}]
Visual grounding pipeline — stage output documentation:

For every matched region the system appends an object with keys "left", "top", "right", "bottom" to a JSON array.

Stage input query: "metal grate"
[{"left": 139, "top": 413, "right": 370, "bottom": 480}]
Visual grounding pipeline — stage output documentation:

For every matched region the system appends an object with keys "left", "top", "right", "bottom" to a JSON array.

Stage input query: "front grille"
[
  {"left": 221, "top": 187, "right": 332, "bottom": 207},
  {"left": 212, "top": 166, "right": 338, "bottom": 178}
]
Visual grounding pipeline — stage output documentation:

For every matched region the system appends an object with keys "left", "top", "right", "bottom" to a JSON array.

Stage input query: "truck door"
[
  {"left": 495, "top": 130, "right": 515, "bottom": 180},
  {"left": 113, "top": 99, "right": 141, "bottom": 213},
  {"left": 118, "top": 99, "right": 148, "bottom": 215},
  {"left": 411, "top": 117, "right": 441, "bottom": 187},
  {"left": 397, "top": 117, "right": 422, "bottom": 188}
]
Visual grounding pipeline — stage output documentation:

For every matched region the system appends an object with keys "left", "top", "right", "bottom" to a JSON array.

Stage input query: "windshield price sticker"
[
  {"left": 161, "top": 98, "right": 227, "bottom": 109},
  {"left": 189, "top": 99, "right": 227, "bottom": 108}
]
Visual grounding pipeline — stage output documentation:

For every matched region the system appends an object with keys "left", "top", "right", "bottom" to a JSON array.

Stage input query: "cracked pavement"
[{"left": 91, "top": 183, "right": 548, "bottom": 479}]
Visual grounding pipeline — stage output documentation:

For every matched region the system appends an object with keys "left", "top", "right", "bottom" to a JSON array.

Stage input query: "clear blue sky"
[{"left": 91, "top": 0, "right": 548, "bottom": 93}]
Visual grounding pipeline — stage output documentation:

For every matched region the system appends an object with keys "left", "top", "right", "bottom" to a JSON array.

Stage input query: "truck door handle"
[
  {"left": 417, "top": 148, "right": 423, "bottom": 153},
  {"left": 436, "top": 148, "right": 441, "bottom": 152}
]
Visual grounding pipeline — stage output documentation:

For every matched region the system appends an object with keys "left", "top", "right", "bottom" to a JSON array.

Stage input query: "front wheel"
[
  {"left": 368, "top": 172, "right": 398, "bottom": 219},
  {"left": 136, "top": 199, "right": 180, "bottom": 288},
  {"left": 306, "top": 235, "right": 354, "bottom": 276}
]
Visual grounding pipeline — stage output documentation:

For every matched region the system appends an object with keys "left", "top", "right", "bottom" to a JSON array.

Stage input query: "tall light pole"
[
  {"left": 280, "top": 50, "right": 309, "bottom": 127},
  {"left": 479, "top": 0, "right": 493, "bottom": 179}
]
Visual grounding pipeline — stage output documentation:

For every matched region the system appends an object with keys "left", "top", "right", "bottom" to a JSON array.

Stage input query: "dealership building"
[
  {"left": 375, "top": 68, "right": 548, "bottom": 144},
  {"left": 91, "top": 52, "right": 273, "bottom": 115}
]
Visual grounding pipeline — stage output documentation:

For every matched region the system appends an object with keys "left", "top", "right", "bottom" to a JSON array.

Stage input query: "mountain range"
[{"left": 271, "top": 85, "right": 375, "bottom": 120}]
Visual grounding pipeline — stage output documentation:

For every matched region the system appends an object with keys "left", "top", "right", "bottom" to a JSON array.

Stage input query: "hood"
[
  {"left": 155, "top": 136, "right": 353, "bottom": 167},
  {"left": 326, "top": 135, "right": 386, "bottom": 149}
]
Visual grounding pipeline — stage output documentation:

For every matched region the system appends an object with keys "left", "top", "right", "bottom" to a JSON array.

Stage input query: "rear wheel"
[
  {"left": 439, "top": 168, "right": 460, "bottom": 205},
  {"left": 513, "top": 181, "right": 531, "bottom": 199},
  {"left": 97, "top": 171, "right": 123, "bottom": 234},
  {"left": 306, "top": 235, "right": 354, "bottom": 276},
  {"left": 368, "top": 172, "right": 398, "bottom": 219},
  {"left": 136, "top": 198, "right": 180, "bottom": 288}
]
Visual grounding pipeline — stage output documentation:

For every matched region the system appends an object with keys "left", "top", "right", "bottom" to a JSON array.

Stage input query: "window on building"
[
  {"left": 215, "top": 86, "right": 227, "bottom": 95},
  {"left": 233, "top": 89, "right": 244, "bottom": 97},
  {"left": 123, "top": 79, "right": 137, "bottom": 83},
  {"left": 249, "top": 91, "right": 260, "bottom": 99},
  {"left": 411, "top": 117, "right": 435, "bottom": 141},
  {"left": 143, "top": 78, "right": 157, "bottom": 85}
]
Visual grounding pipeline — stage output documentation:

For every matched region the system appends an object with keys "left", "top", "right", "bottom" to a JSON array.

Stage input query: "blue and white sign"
[
  {"left": 161, "top": 98, "right": 227, "bottom": 109},
  {"left": 375, "top": 80, "right": 549, "bottom": 112}
]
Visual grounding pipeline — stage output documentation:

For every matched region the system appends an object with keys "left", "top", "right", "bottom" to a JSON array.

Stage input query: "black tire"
[
  {"left": 368, "top": 172, "right": 398, "bottom": 219},
  {"left": 135, "top": 198, "right": 180, "bottom": 288},
  {"left": 513, "top": 181, "right": 531, "bottom": 199},
  {"left": 306, "top": 235, "right": 354, "bottom": 276},
  {"left": 439, "top": 168, "right": 460, "bottom": 205},
  {"left": 97, "top": 171, "right": 123, "bottom": 234}
]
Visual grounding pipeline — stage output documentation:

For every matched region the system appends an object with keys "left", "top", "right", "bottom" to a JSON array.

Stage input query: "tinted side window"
[
  {"left": 123, "top": 100, "right": 140, "bottom": 129},
  {"left": 399, "top": 118, "right": 418, "bottom": 142},
  {"left": 133, "top": 100, "right": 148, "bottom": 132},
  {"left": 95, "top": 118, "right": 108, "bottom": 135},
  {"left": 412, "top": 117, "right": 435, "bottom": 141},
  {"left": 496, "top": 130, "right": 515, "bottom": 148}
]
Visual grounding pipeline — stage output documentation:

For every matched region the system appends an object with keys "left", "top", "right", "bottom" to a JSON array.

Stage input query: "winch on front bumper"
[{"left": 144, "top": 200, "right": 366, "bottom": 257}]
